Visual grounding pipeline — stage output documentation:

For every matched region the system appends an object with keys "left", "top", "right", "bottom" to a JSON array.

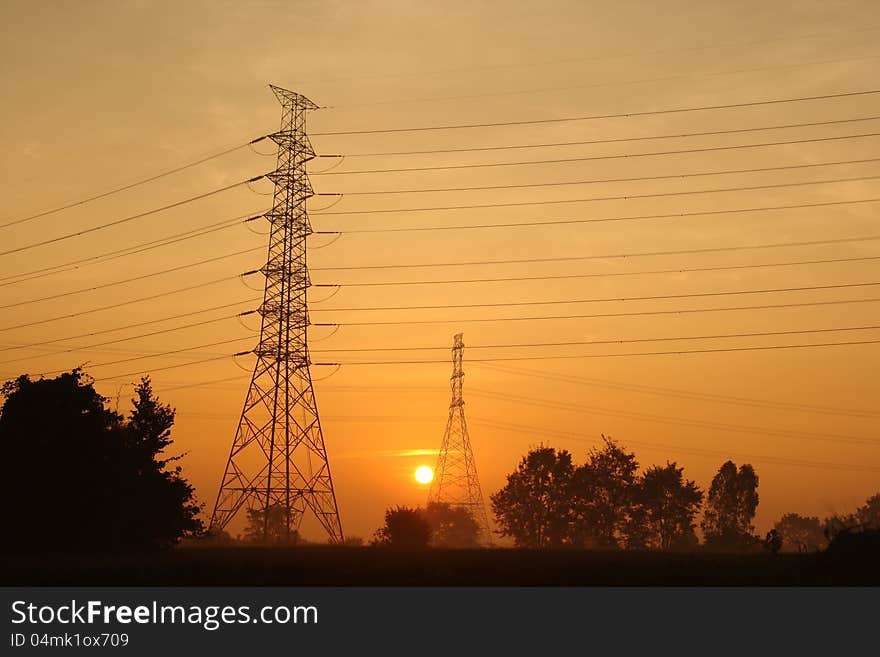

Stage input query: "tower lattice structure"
[
  {"left": 429, "top": 333, "right": 493, "bottom": 544},
  {"left": 209, "top": 85, "right": 343, "bottom": 543}
]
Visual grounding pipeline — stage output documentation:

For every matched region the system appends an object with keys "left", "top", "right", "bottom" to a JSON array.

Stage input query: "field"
[{"left": 1, "top": 544, "right": 877, "bottom": 586}]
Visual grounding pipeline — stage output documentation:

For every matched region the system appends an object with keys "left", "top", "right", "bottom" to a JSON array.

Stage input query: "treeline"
[
  {"left": 376, "top": 437, "right": 880, "bottom": 553},
  {"left": 0, "top": 370, "right": 202, "bottom": 553}
]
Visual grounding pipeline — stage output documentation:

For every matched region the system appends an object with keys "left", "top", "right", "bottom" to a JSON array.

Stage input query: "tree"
[
  {"left": 243, "top": 504, "right": 301, "bottom": 545},
  {"left": 570, "top": 436, "right": 638, "bottom": 548},
  {"left": 372, "top": 506, "right": 432, "bottom": 548},
  {"left": 423, "top": 502, "right": 481, "bottom": 548},
  {"left": 701, "top": 461, "right": 759, "bottom": 552},
  {"left": 629, "top": 462, "right": 703, "bottom": 551},
  {"left": 855, "top": 494, "right": 880, "bottom": 529},
  {"left": 0, "top": 371, "right": 202, "bottom": 553},
  {"left": 823, "top": 493, "right": 880, "bottom": 542},
  {"left": 490, "top": 446, "right": 574, "bottom": 548},
  {"left": 118, "top": 377, "right": 203, "bottom": 550},
  {"left": 763, "top": 529, "right": 782, "bottom": 555},
  {"left": 822, "top": 513, "right": 858, "bottom": 542},
  {"left": 773, "top": 513, "right": 826, "bottom": 552}
]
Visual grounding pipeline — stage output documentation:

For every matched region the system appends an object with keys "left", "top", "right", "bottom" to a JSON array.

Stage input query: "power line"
[
  {"left": 316, "top": 338, "right": 880, "bottom": 364},
  {"left": 468, "top": 388, "right": 880, "bottom": 447},
  {"left": 339, "top": 116, "right": 880, "bottom": 158},
  {"left": 80, "top": 354, "right": 236, "bottom": 384},
  {"left": 0, "top": 313, "right": 250, "bottom": 367},
  {"left": 330, "top": 197, "right": 880, "bottom": 234},
  {"left": 0, "top": 246, "right": 263, "bottom": 311},
  {"left": 302, "top": 373, "right": 880, "bottom": 420},
  {"left": 332, "top": 157, "right": 880, "bottom": 194},
  {"left": 473, "top": 362, "right": 880, "bottom": 419},
  {"left": 9, "top": 296, "right": 880, "bottom": 364},
  {"left": 311, "top": 234, "right": 880, "bottom": 271},
  {"left": 44, "top": 335, "right": 880, "bottom": 390},
  {"left": 311, "top": 89, "right": 880, "bottom": 136},
  {"left": 312, "top": 131, "right": 880, "bottom": 176},
  {"left": 335, "top": 55, "right": 880, "bottom": 110},
  {"left": 314, "top": 174, "right": 880, "bottom": 216},
  {"left": 0, "top": 212, "right": 260, "bottom": 287},
  {"left": 316, "top": 280, "right": 880, "bottom": 312},
  {"left": 364, "top": 254, "right": 880, "bottom": 288},
  {"left": 0, "top": 136, "right": 269, "bottom": 230},
  {"left": 0, "top": 174, "right": 266, "bottom": 259},
  {"left": 331, "top": 297, "right": 880, "bottom": 326},
  {"left": 31, "top": 336, "right": 253, "bottom": 377},
  {"left": 316, "top": 255, "right": 880, "bottom": 288},
  {"left": 0, "top": 298, "right": 258, "bottom": 355},
  {"left": 7, "top": 190, "right": 879, "bottom": 289},
  {"left": 309, "top": 324, "right": 880, "bottom": 353},
  {"left": 0, "top": 275, "right": 241, "bottom": 334},
  {"left": 468, "top": 418, "right": 880, "bottom": 474}
]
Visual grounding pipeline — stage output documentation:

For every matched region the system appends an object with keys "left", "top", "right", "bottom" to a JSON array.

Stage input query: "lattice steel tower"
[
  {"left": 429, "top": 333, "right": 492, "bottom": 544},
  {"left": 209, "top": 85, "right": 343, "bottom": 543}
]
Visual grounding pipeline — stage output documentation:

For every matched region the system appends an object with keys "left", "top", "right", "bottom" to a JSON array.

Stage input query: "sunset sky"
[{"left": 1, "top": 0, "right": 879, "bottom": 541}]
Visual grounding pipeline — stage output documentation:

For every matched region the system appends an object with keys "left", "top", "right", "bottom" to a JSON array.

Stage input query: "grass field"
[{"left": 1, "top": 544, "right": 877, "bottom": 586}]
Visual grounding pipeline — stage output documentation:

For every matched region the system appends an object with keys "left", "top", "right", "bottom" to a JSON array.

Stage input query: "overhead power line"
[
  {"left": 332, "top": 157, "right": 880, "bottom": 195},
  {"left": 339, "top": 116, "right": 880, "bottom": 157},
  {"left": 316, "top": 279, "right": 880, "bottom": 312},
  {"left": 0, "top": 275, "right": 241, "bottom": 334},
  {"left": 0, "top": 212, "right": 260, "bottom": 287},
  {"left": 31, "top": 336, "right": 254, "bottom": 378},
  {"left": 314, "top": 254, "right": 880, "bottom": 288},
  {"left": 32, "top": 334, "right": 879, "bottom": 388},
  {"left": 0, "top": 246, "right": 263, "bottom": 311},
  {"left": 316, "top": 338, "right": 880, "bottom": 365},
  {"left": 0, "top": 298, "right": 258, "bottom": 355},
  {"left": 335, "top": 54, "right": 880, "bottom": 110},
  {"left": 474, "top": 362, "right": 880, "bottom": 419},
  {"left": 0, "top": 135, "right": 269, "bottom": 230},
  {"left": 329, "top": 197, "right": 880, "bottom": 234},
  {"left": 314, "top": 173, "right": 880, "bottom": 216},
  {"left": 468, "top": 387, "right": 880, "bottom": 447},
  {"left": 312, "top": 233, "right": 880, "bottom": 270},
  {"left": 311, "top": 88, "right": 880, "bottom": 136},
  {"left": 0, "top": 313, "right": 250, "bottom": 367},
  {"left": 468, "top": 418, "right": 880, "bottom": 474},
  {"left": 312, "top": 131, "right": 880, "bottom": 176},
  {"left": 0, "top": 175, "right": 267, "bottom": 259},
  {"left": 309, "top": 324, "right": 880, "bottom": 353},
  {"left": 330, "top": 297, "right": 880, "bottom": 326}
]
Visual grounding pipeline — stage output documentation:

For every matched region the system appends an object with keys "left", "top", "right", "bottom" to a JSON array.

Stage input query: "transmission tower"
[
  {"left": 209, "top": 85, "right": 343, "bottom": 543},
  {"left": 429, "top": 333, "right": 493, "bottom": 545}
]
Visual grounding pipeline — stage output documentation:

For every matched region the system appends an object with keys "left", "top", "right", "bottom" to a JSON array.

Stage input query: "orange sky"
[{"left": 1, "top": 0, "right": 879, "bottom": 541}]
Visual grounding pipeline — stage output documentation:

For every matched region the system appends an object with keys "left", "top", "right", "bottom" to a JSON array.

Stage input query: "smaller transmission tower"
[{"left": 429, "top": 333, "right": 493, "bottom": 544}]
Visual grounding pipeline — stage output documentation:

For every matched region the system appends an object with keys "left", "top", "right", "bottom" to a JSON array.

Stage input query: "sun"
[{"left": 414, "top": 465, "right": 434, "bottom": 485}]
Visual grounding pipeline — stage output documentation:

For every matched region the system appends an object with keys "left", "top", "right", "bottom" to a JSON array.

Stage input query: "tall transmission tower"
[
  {"left": 209, "top": 85, "right": 343, "bottom": 543},
  {"left": 429, "top": 333, "right": 493, "bottom": 545}
]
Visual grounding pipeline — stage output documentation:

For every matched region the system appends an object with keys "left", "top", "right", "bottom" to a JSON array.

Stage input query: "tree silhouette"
[
  {"left": 701, "top": 460, "right": 759, "bottom": 552},
  {"left": 628, "top": 462, "right": 703, "bottom": 550},
  {"left": 0, "top": 370, "right": 202, "bottom": 553},
  {"left": 773, "top": 513, "right": 826, "bottom": 552},
  {"left": 824, "top": 493, "right": 880, "bottom": 542},
  {"left": 243, "top": 504, "right": 301, "bottom": 545},
  {"left": 490, "top": 446, "right": 574, "bottom": 548},
  {"left": 570, "top": 436, "right": 638, "bottom": 548},
  {"left": 855, "top": 494, "right": 880, "bottom": 529},
  {"left": 424, "top": 502, "right": 481, "bottom": 548},
  {"left": 763, "top": 529, "right": 782, "bottom": 555},
  {"left": 372, "top": 506, "right": 432, "bottom": 548}
]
